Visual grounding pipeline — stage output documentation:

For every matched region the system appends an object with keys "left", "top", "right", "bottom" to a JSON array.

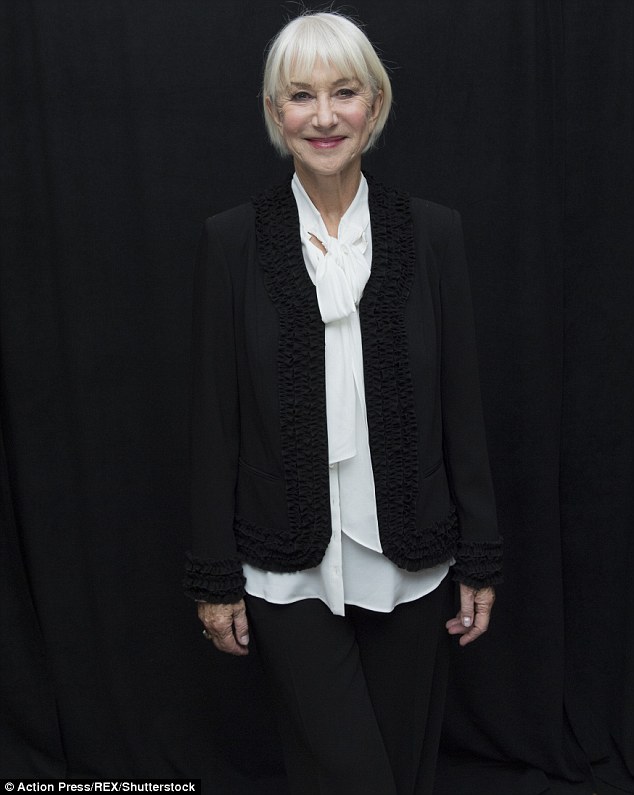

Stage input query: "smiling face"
[{"left": 267, "top": 60, "right": 383, "bottom": 183}]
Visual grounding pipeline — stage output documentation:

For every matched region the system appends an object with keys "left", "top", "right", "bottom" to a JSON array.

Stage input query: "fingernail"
[
  {"left": 239, "top": 634, "right": 249, "bottom": 645},
  {"left": 462, "top": 616, "right": 472, "bottom": 627}
]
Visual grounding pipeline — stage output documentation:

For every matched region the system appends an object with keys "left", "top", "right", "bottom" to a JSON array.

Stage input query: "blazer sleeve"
[
  {"left": 183, "top": 217, "right": 246, "bottom": 603},
  {"left": 439, "top": 209, "right": 503, "bottom": 588}
]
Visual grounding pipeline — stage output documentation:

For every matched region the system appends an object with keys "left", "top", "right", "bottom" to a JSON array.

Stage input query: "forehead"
[{"left": 286, "top": 58, "right": 361, "bottom": 88}]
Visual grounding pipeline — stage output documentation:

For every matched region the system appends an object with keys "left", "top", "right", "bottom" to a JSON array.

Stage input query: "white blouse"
[{"left": 243, "top": 173, "right": 450, "bottom": 616}]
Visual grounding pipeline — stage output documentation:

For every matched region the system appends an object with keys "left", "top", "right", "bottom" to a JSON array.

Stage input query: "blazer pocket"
[
  {"left": 422, "top": 459, "right": 442, "bottom": 478},
  {"left": 238, "top": 457, "right": 283, "bottom": 482},
  {"left": 237, "top": 457, "right": 287, "bottom": 530}
]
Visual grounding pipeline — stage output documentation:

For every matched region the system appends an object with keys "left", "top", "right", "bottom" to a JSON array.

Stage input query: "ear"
[
  {"left": 265, "top": 96, "right": 283, "bottom": 128},
  {"left": 368, "top": 89, "right": 384, "bottom": 127}
]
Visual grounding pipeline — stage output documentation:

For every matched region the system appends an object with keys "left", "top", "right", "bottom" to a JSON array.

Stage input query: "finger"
[
  {"left": 232, "top": 602, "right": 250, "bottom": 647},
  {"left": 459, "top": 584, "right": 476, "bottom": 629},
  {"left": 475, "top": 587, "right": 496, "bottom": 613},
  {"left": 457, "top": 613, "right": 487, "bottom": 646},
  {"left": 445, "top": 615, "right": 468, "bottom": 634},
  {"left": 209, "top": 622, "right": 248, "bottom": 656}
]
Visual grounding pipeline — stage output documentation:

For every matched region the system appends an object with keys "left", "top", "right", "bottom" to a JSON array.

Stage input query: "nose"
[{"left": 313, "top": 94, "right": 337, "bottom": 129}]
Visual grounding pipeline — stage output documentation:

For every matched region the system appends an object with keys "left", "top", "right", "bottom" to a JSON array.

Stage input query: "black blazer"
[{"left": 184, "top": 176, "right": 502, "bottom": 604}]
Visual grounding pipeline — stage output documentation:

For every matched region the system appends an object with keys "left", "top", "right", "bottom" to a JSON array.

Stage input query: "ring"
[{"left": 202, "top": 629, "right": 212, "bottom": 641}]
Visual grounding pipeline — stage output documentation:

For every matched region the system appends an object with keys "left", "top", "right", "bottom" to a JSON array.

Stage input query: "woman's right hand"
[{"left": 197, "top": 599, "right": 250, "bottom": 656}]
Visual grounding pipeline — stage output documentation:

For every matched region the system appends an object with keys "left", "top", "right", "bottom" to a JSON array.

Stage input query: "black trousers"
[{"left": 246, "top": 574, "right": 452, "bottom": 795}]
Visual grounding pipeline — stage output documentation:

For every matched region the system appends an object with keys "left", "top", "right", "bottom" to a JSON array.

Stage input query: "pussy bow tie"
[
  {"left": 309, "top": 223, "right": 370, "bottom": 324},
  {"left": 303, "top": 223, "right": 370, "bottom": 464}
]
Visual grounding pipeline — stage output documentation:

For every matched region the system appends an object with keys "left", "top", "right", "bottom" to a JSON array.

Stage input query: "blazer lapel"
[{"left": 253, "top": 181, "right": 331, "bottom": 549}]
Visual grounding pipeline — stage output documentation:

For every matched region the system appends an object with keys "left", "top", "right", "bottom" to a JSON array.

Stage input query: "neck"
[{"left": 294, "top": 161, "right": 362, "bottom": 238}]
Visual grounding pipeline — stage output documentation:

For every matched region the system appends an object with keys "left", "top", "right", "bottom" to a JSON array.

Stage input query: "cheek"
[
  {"left": 345, "top": 103, "right": 374, "bottom": 134},
  {"left": 279, "top": 108, "right": 307, "bottom": 138}
]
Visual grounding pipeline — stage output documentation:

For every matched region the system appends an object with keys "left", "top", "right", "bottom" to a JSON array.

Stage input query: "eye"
[
  {"left": 335, "top": 88, "right": 356, "bottom": 98},
  {"left": 290, "top": 91, "right": 313, "bottom": 102}
]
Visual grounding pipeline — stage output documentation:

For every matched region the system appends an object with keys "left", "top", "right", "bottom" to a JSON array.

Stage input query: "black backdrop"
[{"left": 1, "top": 2, "right": 633, "bottom": 794}]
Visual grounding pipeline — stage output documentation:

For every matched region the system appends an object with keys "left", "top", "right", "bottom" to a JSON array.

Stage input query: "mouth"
[{"left": 306, "top": 136, "right": 346, "bottom": 149}]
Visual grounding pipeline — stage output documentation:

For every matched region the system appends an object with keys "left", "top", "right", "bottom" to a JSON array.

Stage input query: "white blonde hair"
[{"left": 262, "top": 11, "right": 392, "bottom": 156}]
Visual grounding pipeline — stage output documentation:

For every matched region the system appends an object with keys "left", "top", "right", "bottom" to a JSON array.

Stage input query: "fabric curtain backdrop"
[{"left": 1, "top": 2, "right": 632, "bottom": 794}]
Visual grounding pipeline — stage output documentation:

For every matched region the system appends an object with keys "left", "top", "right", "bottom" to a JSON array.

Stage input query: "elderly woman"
[{"left": 184, "top": 11, "right": 502, "bottom": 795}]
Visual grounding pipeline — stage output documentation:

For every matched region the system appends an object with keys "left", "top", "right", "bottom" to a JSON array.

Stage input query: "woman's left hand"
[{"left": 445, "top": 584, "right": 496, "bottom": 646}]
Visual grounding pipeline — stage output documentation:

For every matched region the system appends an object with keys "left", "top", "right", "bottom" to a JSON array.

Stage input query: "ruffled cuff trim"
[
  {"left": 183, "top": 553, "right": 246, "bottom": 603},
  {"left": 452, "top": 538, "right": 503, "bottom": 588}
]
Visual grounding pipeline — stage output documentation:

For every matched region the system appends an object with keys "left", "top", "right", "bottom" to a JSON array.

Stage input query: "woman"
[{"left": 184, "top": 11, "right": 502, "bottom": 795}]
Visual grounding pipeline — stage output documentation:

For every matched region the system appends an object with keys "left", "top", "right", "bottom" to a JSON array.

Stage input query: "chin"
[{"left": 299, "top": 155, "right": 361, "bottom": 179}]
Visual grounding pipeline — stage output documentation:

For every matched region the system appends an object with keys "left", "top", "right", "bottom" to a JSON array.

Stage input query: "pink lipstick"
[{"left": 307, "top": 136, "right": 345, "bottom": 149}]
